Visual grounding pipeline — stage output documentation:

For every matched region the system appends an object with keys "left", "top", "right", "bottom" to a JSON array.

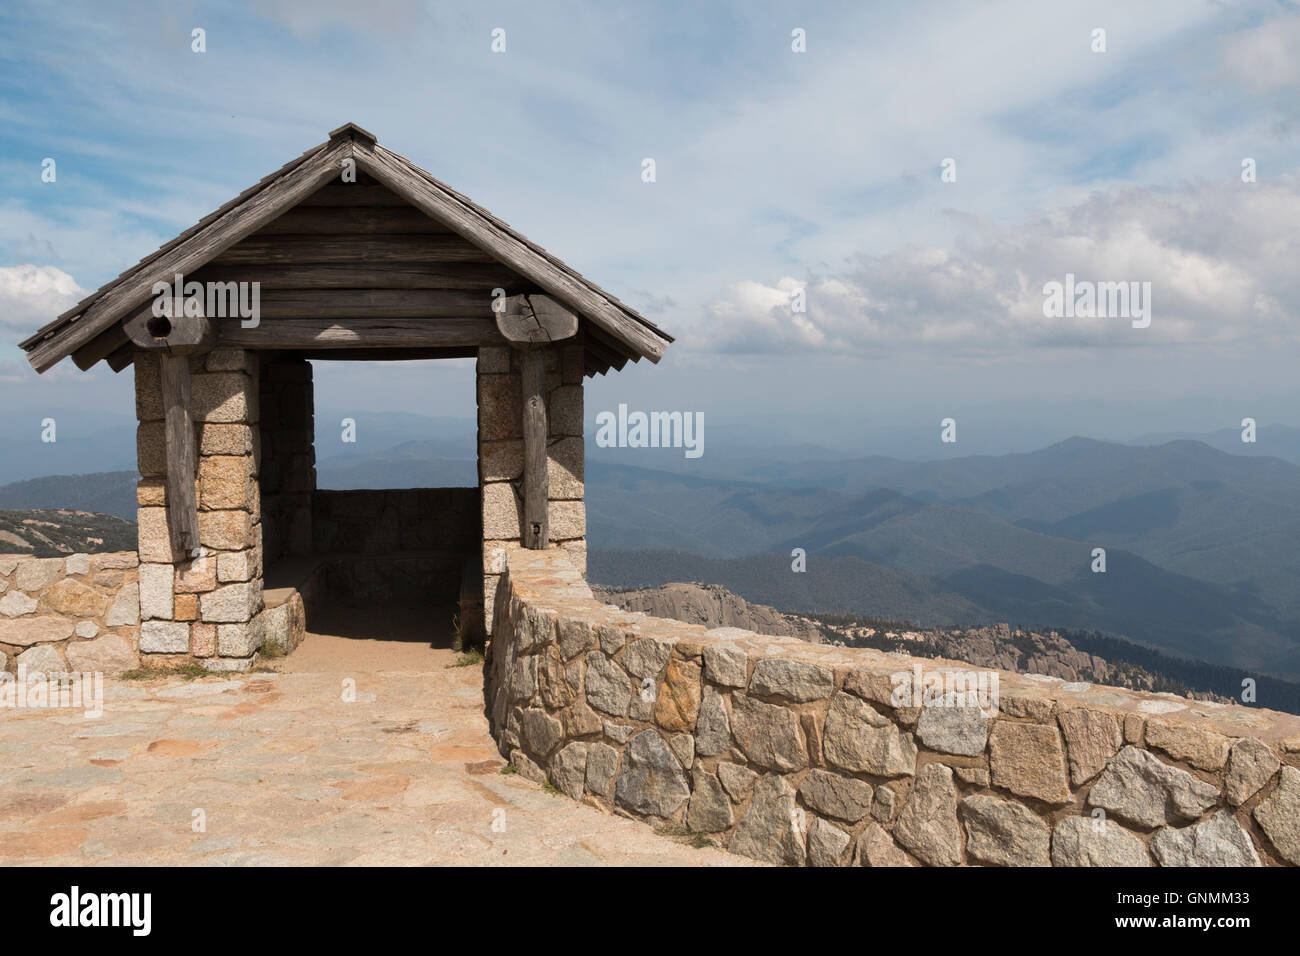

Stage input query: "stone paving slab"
[{"left": 0, "top": 649, "right": 751, "bottom": 866}]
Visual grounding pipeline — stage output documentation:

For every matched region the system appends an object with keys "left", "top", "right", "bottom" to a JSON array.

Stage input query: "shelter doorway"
[{"left": 256, "top": 354, "right": 482, "bottom": 661}]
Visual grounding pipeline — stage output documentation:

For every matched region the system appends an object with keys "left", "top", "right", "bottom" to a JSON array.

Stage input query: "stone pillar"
[
  {"left": 549, "top": 341, "right": 586, "bottom": 572},
  {"left": 135, "top": 347, "right": 265, "bottom": 671},
  {"left": 477, "top": 339, "right": 585, "bottom": 635},
  {"left": 258, "top": 357, "right": 315, "bottom": 562}
]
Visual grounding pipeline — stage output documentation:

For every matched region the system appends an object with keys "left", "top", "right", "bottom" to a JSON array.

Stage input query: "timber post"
[
  {"left": 124, "top": 303, "right": 215, "bottom": 553},
  {"left": 496, "top": 294, "right": 579, "bottom": 549}
]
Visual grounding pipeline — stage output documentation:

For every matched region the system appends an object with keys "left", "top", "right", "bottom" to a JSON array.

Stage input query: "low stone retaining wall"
[
  {"left": 312, "top": 488, "right": 479, "bottom": 555},
  {"left": 317, "top": 553, "right": 464, "bottom": 603},
  {"left": 261, "top": 557, "right": 326, "bottom": 657},
  {"left": 486, "top": 546, "right": 1300, "bottom": 866},
  {"left": 0, "top": 552, "right": 140, "bottom": 675}
]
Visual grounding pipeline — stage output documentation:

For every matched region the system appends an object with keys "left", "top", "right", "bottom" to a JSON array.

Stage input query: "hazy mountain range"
[
  {"left": 4, "top": 414, "right": 1298, "bottom": 685},
  {"left": 586, "top": 437, "right": 1300, "bottom": 681},
  {"left": 4, "top": 408, "right": 1296, "bottom": 485}
]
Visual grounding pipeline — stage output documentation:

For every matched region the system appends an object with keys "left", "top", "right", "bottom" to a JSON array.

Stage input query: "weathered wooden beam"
[
  {"left": 192, "top": 262, "right": 527, "bottom": 291},
  {"left": 497, "top": 294, "right": 579, "bottom": 345},
  {"left": 72, "top": 326, "right": 128, "bottom": 370},
  {"left": 584, "top": 332, "right": 629, "bottom": 372},
  {"left": 299, "top": 182, "right": 409, "bottom": 206},
  {"left": 254, "top": 205, "right": 452, "bottom": 235},
  {"left": 328, "top": 121, "right": 377, "bottom": 144},
  {"left": 248, "top": 289, "right": 498, "bottom": 320},
  {"left": 106, "top": 343, "right": 135, "bottom": 372},
  {"left": 520, "top": 350, "right": 549, "bottom": 549},
  {"left": 218, "top": 316, "right": 504, "bottom": 349},
  {"left": 497, "top": 297, "right": 573, "bottom": 547},
  {"left": 213, "top": 234, "right": 495, "bottom": 265},
  {"left": 300, "top": 346, "right": 479, "bottom": 362},
  {"left": 123, "top": 301, "right": 215, "bottom": 354},
  {"left": 160, "top": 354, "right": 199, "bottom": 553}
]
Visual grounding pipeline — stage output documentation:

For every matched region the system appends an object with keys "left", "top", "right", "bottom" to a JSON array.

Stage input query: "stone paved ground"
[{"left": 0, "top": 633, "right": 749, "bottom": 866}]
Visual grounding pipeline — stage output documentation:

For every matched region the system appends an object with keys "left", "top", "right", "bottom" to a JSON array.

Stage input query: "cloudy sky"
[{"left": 1, "top": 0, "right": 1297, "bottom": 459}]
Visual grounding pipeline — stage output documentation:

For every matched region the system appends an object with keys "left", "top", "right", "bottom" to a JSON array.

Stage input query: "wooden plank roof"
[{"left": 19, "top": 123, "right": 673, "bottom": 375}]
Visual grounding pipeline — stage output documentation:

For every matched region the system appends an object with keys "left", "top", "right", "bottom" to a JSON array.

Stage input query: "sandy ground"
[{"left": 277, "top": 602, "right": 452, "bottom": 673}]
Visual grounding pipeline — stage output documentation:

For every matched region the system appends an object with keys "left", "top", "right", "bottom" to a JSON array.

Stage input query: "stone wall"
[
  {"left": 307, "top": 487, "right": 482, "bottom": 626},
  {"left": 477, "top": 342, "right": 586, "bottom": 636},
  {"left": 312, "top": 488, "right": 478, "bottom": 555},
  {"left": 136, "top": 348, "right": 265, "bottom": 672},
  {"left": 0, "top": 552, "right": 139, "bottom": 674},
  {"left": 315, "top": 554, "right": 465, "bottom": 604},
  {"left": 487, "top": 546, "right": 1300, "bottom": 867}
]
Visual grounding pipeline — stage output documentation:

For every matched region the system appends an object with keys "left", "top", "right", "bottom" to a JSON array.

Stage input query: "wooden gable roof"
[{"left": 19, "top": 123, "right": 672, "bottom": 376}]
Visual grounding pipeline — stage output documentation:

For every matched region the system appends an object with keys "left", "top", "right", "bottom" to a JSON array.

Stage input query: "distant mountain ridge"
[
  {"left": 586, "top": 437, "right": 1300, "bottom": 680},
  {"left": 1130, "top": 423, "right": 1300, "bottom": 464},
  {"left": 594, "top": 581, "right": 824, "bottom": 643},
  {"left": 6, "top": 430, "right": 1298, "bottom": 681},
  {"left": 0, "top": 472, "right": 137, "bottom": 520}
]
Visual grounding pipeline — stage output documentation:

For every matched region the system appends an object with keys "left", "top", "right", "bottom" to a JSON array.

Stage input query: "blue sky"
[{"left": 1, "top": 0, "right": 1298, "bottom": 459}]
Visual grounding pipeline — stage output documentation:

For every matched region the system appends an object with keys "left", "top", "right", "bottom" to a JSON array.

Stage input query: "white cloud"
[
  {"left": 694, "top": 178, "right": 1300, "bottom": 356},
  {"left": 0, "top": 265, "right": 85, "bottom": 335},
  {"left": 0, "top": 198, "right": 169, "bottom": 291},
  {"left": 1221, "top": 15, "right": 1300, "bottom": 92}
]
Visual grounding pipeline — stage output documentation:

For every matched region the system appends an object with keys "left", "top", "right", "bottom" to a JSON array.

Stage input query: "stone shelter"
[{"left": 18, "top": 123, "right": 673, "bottom": 671}]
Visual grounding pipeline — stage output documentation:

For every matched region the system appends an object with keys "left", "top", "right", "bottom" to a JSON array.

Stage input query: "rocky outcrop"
[
  {"left": 0, "top": 509, "right": 136, "bottom": 557},
  {"left": 595, "top": 582, "right": 823, "bottom": 643},
  {"left": 489, "top": 546, "right": 1300, "bottom": 867}
]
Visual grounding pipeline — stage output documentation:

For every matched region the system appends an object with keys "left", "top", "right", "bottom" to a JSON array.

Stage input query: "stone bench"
[
  {"left": 457, "top": 553, "right": 485, "bottom": 650},
  {"left": 260, "top": 556, "right": 325, "bottom": 656}
]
